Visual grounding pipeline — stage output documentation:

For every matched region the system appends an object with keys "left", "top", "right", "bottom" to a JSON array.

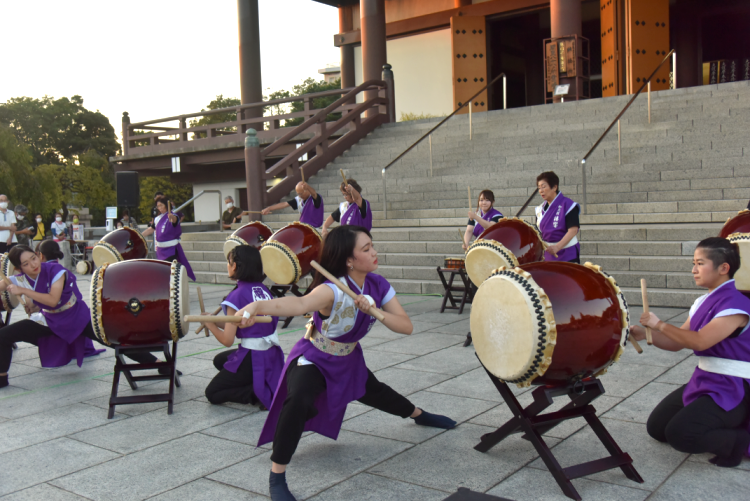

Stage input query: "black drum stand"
[
  {"left": 270, "top": 283, "right": 308, "bottom": 328},
  {"left": 108, "top": 342, "right": 181, "bottom": 419},
  {"left": 475, "top": 361, "right": 643, "bottom": 500}
]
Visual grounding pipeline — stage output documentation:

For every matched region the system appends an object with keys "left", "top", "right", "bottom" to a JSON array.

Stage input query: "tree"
[
  {"left": 138, "top": 176, "right": 194, "bottom": 223},
  {"left": 189, "top": 95, "right": 242, "bottom": 139},
  {"left": 283, "top": 77, "right": 343, "bottom": 127}
]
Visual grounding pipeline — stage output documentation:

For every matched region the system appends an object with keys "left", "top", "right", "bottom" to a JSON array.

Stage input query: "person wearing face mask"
[
  {"left": 120, "top": 209, "right": 137, "bottom": 229},
  {"left": 0, "top": 194, "right": 18, "bottom": 253},
  {"left": 321, "top": 179, "right": 371, "bottom": 237},
  {"left": 221, "top": 196, "right": 244, "bottom": 230},
  {"left": 32, "top": 214, "right": 46, "bottom": 250},
  {"left": 12, "top": 205, "right": 36, "bottom": 248},
  {"left": 261, "top": 182, "right": 324, "bottom": 229},
  {"left": 535, "top": 171, "right": 581, "bottom": 263},
  {"left": 50, "top": 213, "right": 69, "bottom": 243},
  {"left": 462, "top": 190, "right": 503, "bottom": 251}
]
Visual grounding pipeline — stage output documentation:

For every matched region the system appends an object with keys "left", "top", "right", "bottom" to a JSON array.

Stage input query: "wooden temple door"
[
  {"left": 624, "top": 0, "right": 670, "bottom": 94},
  {"left": 600, "top": 0, "right": 619, "bottom": 97},
  {"left": 451, "top": 15, "right": 488, "bottom": 115}
]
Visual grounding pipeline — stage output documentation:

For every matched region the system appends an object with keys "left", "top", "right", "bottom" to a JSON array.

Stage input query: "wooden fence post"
[{"left": 382, "top": 63, "right": 395, "bottom": 123}]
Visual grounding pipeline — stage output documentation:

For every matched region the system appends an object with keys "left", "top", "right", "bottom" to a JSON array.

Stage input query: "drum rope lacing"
[
  {"left": 1, "top": 255, "right": 16, "bottom": 312},
  {"left": 169, "top": 261, "right": 186, "bottom": 342},
  {"left": 90, "top": 264, "right": 109, "bottom": 345},
  {"left": 94, "top": 241, "right": 123, "bottom": 262},
  {"left": 264, "top": 241, "right": 301, "bottom": 283}
]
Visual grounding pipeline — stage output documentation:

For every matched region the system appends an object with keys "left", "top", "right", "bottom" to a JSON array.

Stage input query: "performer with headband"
[
  {"left": 202, "top": 245, "right": 283, "bottom": 408},
  {"left": 142, "top": 196, "right": 196, "bottom": 281},
  {"left": 535, "top": 171, "right": 580, "bottom": 263},
  {"left": 632, "top": 237, "right": 750, "bottom": 467},
  {"left": 0, "top": 245, "right": 160, "bottom": 389},
  {"left": 262, "top": 182, "right": 324, "bottom": 229},
  {"left": 462, "top": 189, "right": 503, "bottom": 250},
  {"left": 236, "top": 225, "right": 456, "bottom": 501},
  {"left": 321, "top": 179, "right": 372, "bottom": 236}
]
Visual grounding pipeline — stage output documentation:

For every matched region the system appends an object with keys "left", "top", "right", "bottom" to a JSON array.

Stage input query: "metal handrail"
[
  {"left": 381, "top": 73, "right": 506, "bottom": 218},
  {"left": 174, "top": 189, "right": 223, "bottom": 231},
  {"left": 579, "top": 50, "right": 675, "bottom": 213}
]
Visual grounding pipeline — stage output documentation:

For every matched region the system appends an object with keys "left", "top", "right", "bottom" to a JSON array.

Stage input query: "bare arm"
[
  {"left": 463, "top": 226, "right": 473, "bottom": 251},
  {"left": 347, "top": 185, "right": 364, "bottom": 208},
  {"left": 547, "top": 227, "right": 579, "bottom": 257},
  {"left": 630, "top": 321, "right": 687, "bottom": 352},
  {"left": 475, "top": 217, "right": 495, "bottom": 230},
  {"left": 639, "top": 312, "right": 748, "bottom": 351},
  {"left": 379, "top": 296, "right": 413, "bottom": 335},
  {"left": 8, "top": 274, "right": 64, "bottom": 308},
  {"left": 261, "top": 201, "right": 291, "bottom": 215},
  {"left": 304, "top": 182, "right": 318, "bottom": 200},
  {"left": 237, "top": 285, "right": 335, "bottom": 323},
  {"left": 322, "top": 215, "right": 335, "bottom": 236},
  {"left": 141, "top": 227, "right": 154, "bottom": 237},
  {"left": 203, "top": 306, "right": 240, "bottom": 347}
]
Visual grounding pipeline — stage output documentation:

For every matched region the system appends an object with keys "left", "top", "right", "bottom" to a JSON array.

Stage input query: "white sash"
[
  {"left": 155, "top": 238, "right": 180, "bottom": 248},
  {"left": 698, "top": 356, "right": 750, "bottom": 379},
  {"left": 240, "top": 332, "right": 281, "bottom": 351}
]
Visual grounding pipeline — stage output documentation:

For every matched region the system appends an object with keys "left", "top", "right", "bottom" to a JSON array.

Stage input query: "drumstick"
[
  {"left": 300, "top": 165, "right": 305, "bottom": 183},
  {"left": 195, "top": 306, "right": 223, "bottom": 336},
  {"left": 468, "top": 186, "right": 472, "bottom": 212},
  {"left": 196, "top": 287, "right": 207, "bottom": 336},
  {"left": 641, "top": 278, "right": 653, "bottom": 345},
  {"left": 628, "top": 333, "right": 644, "bottom": 354},
  {"left": 310, "top": 260, "right": 386, "bottom": 322},
  {"left": 340, "top": 169, "right": 348, "bottom": 186},
  {"left": 184, "top": 315, "right": 273, "bottom": 324}
]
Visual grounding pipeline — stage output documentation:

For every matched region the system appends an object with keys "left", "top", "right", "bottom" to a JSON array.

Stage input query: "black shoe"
[
  {"left": 463, "top": 333, "right": 472, "bottom": 347},
  {"left": 269, "top": 471, "right": 297, "bottom": 501}
]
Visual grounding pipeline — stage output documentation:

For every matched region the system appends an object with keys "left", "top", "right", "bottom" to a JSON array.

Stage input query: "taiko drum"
[
  {"left": 92, "top": 227, "right": 149, "bottom": 267},
  {"left": 719, "top": 209, "right": 750, "bottom": 291},
  {"left": 223, "top": 221, "right": 274, "bottom": 258},
  {"left": 260, "top": 222, "right": 322, "bottom": 285}
]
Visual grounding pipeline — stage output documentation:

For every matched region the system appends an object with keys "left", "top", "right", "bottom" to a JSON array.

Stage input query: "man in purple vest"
[
  {"left": 321, "top": 179, "right": 372, "bottom": 237},
  {"left": 535, "top": 171, "right": 581, "bottom": 263},
  {"left": 261, "top": 182, "right": 324, "bottom": 229}
]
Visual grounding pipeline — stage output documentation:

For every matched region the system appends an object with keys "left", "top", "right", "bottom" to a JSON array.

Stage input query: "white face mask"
[
  {"left": 17, "top": 215, "right": 24, "bottom": 220},
  {"left": 0, "top": 202, "right": 7, "bottom": 209},
  {"left": 55, "top": 217, "right": 62, "bottom": 222},
  {"left": 225, "top": 203, "right": 233, "bottom": 209},
  {"left": 36, "top": 218, "right": 42, "bottom": 223}
]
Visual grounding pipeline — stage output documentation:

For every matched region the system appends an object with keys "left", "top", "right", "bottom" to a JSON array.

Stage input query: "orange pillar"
[{"left": 550, "top": 0, "right": 582, "bottom": 102}]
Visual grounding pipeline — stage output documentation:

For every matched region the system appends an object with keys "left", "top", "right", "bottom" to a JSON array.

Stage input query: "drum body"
[
  {"left": 719, "top": 210, "right": 750, "bottom": 290},
  {"left": 444, "top": 257, "right": 466, "bottom": 270},
  {"left": 223, "top": 221, "right": 273, "bottom": 258},
  {"left": 92, "top": 227, "right": 149, "bottom": 267},
  {"left": 76, "top": 260, "right": 94, "bottom": 275},
  {"left": 471, "top": 261, "right": 628, "bottom": 387},
  {"left": 260, "top": 222, "right": 322, "bottom": 285},
  {"left": 0, "top": 254, "right": 20, "bottom": 312},
  {"left": 90, "top": 259, "right": 190, "bottom": 345},
  {"left": 465, "top": 218, "right": 545, "bottom": 286}
]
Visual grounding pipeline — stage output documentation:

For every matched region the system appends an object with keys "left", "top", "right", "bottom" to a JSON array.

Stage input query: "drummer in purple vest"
[
  {"left": 321, "top": 179, "right": 372, "bottom": 237},
  {"left": 632, "top": 238, "right": 750, "bottom": 467},
  {"left": 142, "top": 196, "right": 196, "bottom": 281},
  {"left": 261, "top": 181, "right": 324, "bottom": 228},
  {"left": 462, "top": 189, "right": 504, "bottom": 250},
  {"left": 535, "top": 171, "right": 581, "bottom": 263},
  {"left": 0, "top": 245, "right": 159, "bottom": 389},
  {"left": 235, "top": 225, "right": 456, "bottom": 501}
]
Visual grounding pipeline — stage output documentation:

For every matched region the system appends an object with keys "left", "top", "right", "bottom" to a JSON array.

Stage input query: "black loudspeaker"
[{"left": 116, "top": 171, "right": 140, "bottom": 207}]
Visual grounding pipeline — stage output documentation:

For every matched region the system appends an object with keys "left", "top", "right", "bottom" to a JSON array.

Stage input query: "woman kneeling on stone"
[
  {"left": 631, "top": 237, "right": 750, "bottom": 467},
  {"left": 236, "top": 225, "right": 456, "bottom": 501}
]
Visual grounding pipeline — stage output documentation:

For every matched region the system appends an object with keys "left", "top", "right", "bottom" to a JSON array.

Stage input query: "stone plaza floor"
[{"left": 1, "top": 278, "right": 748, "bottom": 500}]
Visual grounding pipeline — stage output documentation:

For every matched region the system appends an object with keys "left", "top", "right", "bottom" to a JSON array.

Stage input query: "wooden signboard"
[
  {"left": 546, "top": 42, "right": 559, "bottom": 93},
  {"left": 451, "top": 15, "right": 488, "bottom": 115}
]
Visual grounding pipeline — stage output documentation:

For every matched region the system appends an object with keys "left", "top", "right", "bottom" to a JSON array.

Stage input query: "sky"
[{"left": 0, "top": 0, "right": 341, "bottom": 140}]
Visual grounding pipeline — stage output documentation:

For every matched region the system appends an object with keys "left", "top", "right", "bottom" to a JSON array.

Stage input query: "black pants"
[
  {"left": 271, "top": 357, "right": 416, "bottom": 465},
  {"left": 205, "top": 349, "right": 257, "bottom": 405},
  {"left": 647, "top": 384, "right": 750, "bottom": 458},
  {"left": 0, "top": 319, "right": 157, "bottom": 373}
]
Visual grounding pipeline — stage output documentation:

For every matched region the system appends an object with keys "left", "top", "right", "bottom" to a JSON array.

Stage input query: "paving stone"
[
  {"left": 528, "top": 418, "right": 687, "bottom": 491},
  {"left": 370, "top": 367, "right": 453, "bottom": 396},
  {"left": 362, "top": 350, "right": 417, "bottom": 372},
  {"left": 655, "top": 356, "right": 698, "bottom": 385},
  {"left": 6, "top": 362, "right": 43, "bottom": 378},
  {"left": 598, "top": 362, "right": 669, "bottom": 398},
  {"left": 307, "top": 472, "right": 447, "bottom": 501},
  {"left": 208, "top": 430, "right": 412, "bottom": 500},
  {"left": 603, "top": 382, "right": 681, "bottom": 424},
  {"left": 487, "top": 465, "right": 650, "bottom": 501},
  {"left": 0, "top": 438, "right": 119, "bottom": 497},
  {"left": 428, "top": 367, "right": 522, "bottom": 403},
  {"left": 648, "top": 460, "right": 748, "bottom": 500},
  {"left": 617, "top": 343, "right": 692, "bottom": 368},
  {"left": 0, "top": 483, "right": 90, "bottom": 500},
  {"left": 393, "top": 345, "right": 480, "bottom": 376},
  {"left": 8, "top": 358, "right": 119, "bottom": 391},
  {"left": 148, "top": 478, "right": 266, "bottom": 501},
  {"left": 70, "top": 400, "right": 246, "bottom": 454},
  {"left": 51, "top": 433, "right": 257, "bottom": 501},
  {"left": 372, "top": 422, "right": 559, "bottom": 493},
  {"left": 369, "top": 331, "right": 463, "bottom": 356},
  {"left": 199, "top": 411, "right": 267, "bottom": 446},
  {"left": 0, "top": 379, "right": 111, "bottom": 420}
]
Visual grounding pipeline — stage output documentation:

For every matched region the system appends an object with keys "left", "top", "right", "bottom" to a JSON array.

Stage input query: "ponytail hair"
[
  {"left": 37, "top": 240, "right": 65, "bottom": 262},
  {"left": 697, "top": 237, "right": 741, "bottom": 278},
  {"left": 309, "top": 225, "right": 371, "bottom": 290}
]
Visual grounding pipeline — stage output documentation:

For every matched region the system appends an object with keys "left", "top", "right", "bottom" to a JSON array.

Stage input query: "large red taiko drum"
[
  {"left": 719, "top": 209, "right": 750, "bottom": 291},
  {"left": 223, "top": 221, "right": 273, "bottom": 258},
  {"left": 470, "top": 261, "right": 629, "bottom": 387},
  {"left": 0, "top": 253, "right": 20, "bottom": 312},
  {"left": 260, "top": 222, "right": 322, "bottom": 285},
  {"left": 465, "top": 218, "right": 545, "bottom": 287},
  {"left": 90, "top": 259, "right": 191, "bottom": 345},
  {"left": 92, "top": 227, "right": 149, "bottom": 267}
]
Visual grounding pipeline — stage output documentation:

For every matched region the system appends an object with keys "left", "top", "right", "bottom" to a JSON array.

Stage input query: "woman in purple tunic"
[
  {"left": 236, "top": 225, "right": 456, "bottom": 501},
  {"left": 631, "top": 238, "right": 750, "bottom": 467},
  {"left": 0, "top": 246, "right": 157, "bottom": 389},
  {"left": 142, "top": 196, "right": 196, "bottom": 281},
  {"left": 261, "top": 181, "right": 324, "bottom": 229},
  {"left": 202, "top": 245, "right": 283, "bottom": 408},
  {"left": 462, "top": 189, "right": 504, "bottom": 250},
  {"left": 535, "top": 171, "right": 581, "bottom": 263},
  {"left": 321, "top": 179, "right": 372, "bottom": 236}
]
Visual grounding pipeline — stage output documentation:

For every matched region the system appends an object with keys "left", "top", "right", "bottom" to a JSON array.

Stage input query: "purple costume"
[
  {"left": 472, "top": 207, "right": 504, "bottom": 238},
  {"left": 682, "top": 279, "right": 750, "bottom": 452},
  {"left": 340, "top": 200, "right": 373, "bottom": 231},
  {"left": 296, "top": 194, "right": 324, "bottom": 228},
  {"left": 219, "top": 281, "right": 284, "bottom": 408},
  {"left": 258, "top": 273, "right": 394, "bottom": 445},
  {"left": 14, "top": 262, "right": 91, "bottom": 368},
  {"left": 154, "top": 211, "right": 195, "bottom": 281},
  {"left": 536, "top": 192, "right": 580, "bottom": 262}
]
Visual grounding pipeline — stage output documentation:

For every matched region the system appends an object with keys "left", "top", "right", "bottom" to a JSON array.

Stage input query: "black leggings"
[
  {"left": 271, "top": 357, "right": 416, "bottom": 465},
  {"left": 0, "top": 319, "right": 157, "bottom": 374},
  {"left": 205, "top": 349, "right": 257, "bottom": 405},
  {"left": 647, "top": 384, "right": 750, "bottom": 458}
]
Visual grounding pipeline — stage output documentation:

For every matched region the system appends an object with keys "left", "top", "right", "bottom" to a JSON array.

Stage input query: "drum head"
[
  {"left": 76, "top": 261, "right": 90, "bottom": 275},
  {"left": 471, "top": 267, "right": 556, "bottom": 386},
  {"left": 1, "top": 254, "right": 20, "bottom": 311},
  {"left": 169, "top": 261, "right": 191, "bottom": 341},
  {"left": 728, "top": 233, "right": 750, "bottom": 290},
  {"left": 92, "top": 243, "right": 122, "bottom": 267},
  {"left": 260, "top": 242, "right": 300, "bottom": 285},
  {"left": 465, "top": 240, "right": 520, "bottom": 287},
  {"left": 223, "top": 237, "right": 243, "bottom": 259}
]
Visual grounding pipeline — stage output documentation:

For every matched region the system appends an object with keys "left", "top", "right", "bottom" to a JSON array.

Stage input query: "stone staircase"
[{"left": 185, "top": 80, "right": 750, "bottom": 307}]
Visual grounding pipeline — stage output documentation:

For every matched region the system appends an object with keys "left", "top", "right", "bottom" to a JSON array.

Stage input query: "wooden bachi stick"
[
  {"left": 628, "top": 333, "right": 644, "bottom": 354},
  {"left": 195, "top": 306, "right": 222, "bottom": 336},
  {"left": 185, "top": 315, "right": 273, "bottom": 324},
  {"left": 641, "top": 278, "right": 653, "bottom": 345},
  {"left": 300, "top": 165, "right": 305, "bottom": 183},
  {"left": 310, "top": 260, "right": 386, "bottom": 322},
  {"left": 340, "top": 169, "right": 348, "bottom": 186}
]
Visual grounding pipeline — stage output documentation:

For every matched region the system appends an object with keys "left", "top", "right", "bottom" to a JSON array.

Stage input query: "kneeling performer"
[
  {"left": 632, "top": 238, "right": 750, "bottom": 467},
  {"left": 237, "top": 225, "right": 456, "bottom": 501}
]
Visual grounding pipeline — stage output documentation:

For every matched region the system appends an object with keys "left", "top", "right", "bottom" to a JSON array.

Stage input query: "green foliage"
[
  {"left": 283, "top": 78, "right": 342, "bottom": 127},
  {"left": 189, "top": 95, "right": 242, "bottom": 139},
  {"left": 399, "top": 112, "right": 443, "bottom": 122},
  {"left": 138, "top": 176, "right": 194, "bottom": 223}
]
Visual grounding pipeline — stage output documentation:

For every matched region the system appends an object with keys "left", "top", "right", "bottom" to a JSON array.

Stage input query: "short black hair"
[
  {"left": 698, "top": 237, "right": 741, "bottom": 278},
  {"left": 37, "top": 240, "right": 64, "bottom": 262},
  {"left": 154, "top": 191, "right": 164, "bottom": 198},
  {"left": 340, "top": 179, "right": 363, "bottom": 194},
  {"left": 310, "top": 225, "right": 372, "bottom": 290},
  {"left": 8, "top": 245, "right": 36, "bottom": 268},
  {"left": 228, "top": 245, "right": 265, "bottom": 283},
  {"left": 536, "top": 171, "right": 560, "bottom": 194}
]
